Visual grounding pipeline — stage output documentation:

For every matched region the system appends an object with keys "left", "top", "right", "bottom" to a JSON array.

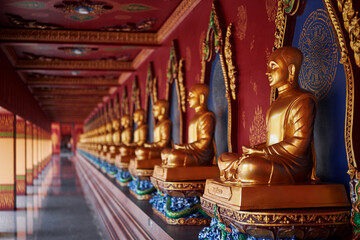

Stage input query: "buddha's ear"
[
  {"left": 288, "top": 64, "right": 296, "bottom": 83},
  {"left": 199, "top": 93, "right": 205, "bottom": 105}
]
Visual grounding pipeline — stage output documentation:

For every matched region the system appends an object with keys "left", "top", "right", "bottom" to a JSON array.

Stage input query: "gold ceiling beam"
[
  {"left": 26, "top": 76, "right": 120, "bottom": 86},
  {"left": 0, "top": 28, "right": 159, "bottom": 45},
  {"left": 157, "top": 0, "right": 201, "bottom": 42},
  {"left": 15, "top": 59, "right": 134, "bottom": 71},
  {"left": 32, "top": 88, "right": 109, "bottom": 96}
]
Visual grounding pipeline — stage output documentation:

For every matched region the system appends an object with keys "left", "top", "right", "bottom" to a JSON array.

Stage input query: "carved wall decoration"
[
  {"left": 298, "top": 9, "right": 338, "bottom": 100},
  {"left": 200, "top": 3, "right": 235, "bottom": 152},
  {"left": 0, "top": 29, "right": 158, "bottom": 45},
  {"left": 58, "top": 47, "right": 99, "bottom": 56},
  {"left": 249, "top": 105, "right": 266, "bottom": 147},
  {"left": 224, "top": 24, "right": 237, "bottom": 100},
  {"left": 26, "top": 75, "right": 119, "bottom": 86},
  {"left": 54, "top": 1, "right": 113, "bottom": 15},
  {"left": 119, "top": 4, "right": 155, "bottom": 12},
  {"left": 271, "top": 0, "right": 356, "bottom": 233},
  {"left": 185, "top": 46, "right": 191, "bottom": 72},
  {"left": 131, "top": 77, "right": 141, "bottom": 111},
  {"left": 266, "top": 0, "right": 277, "bottom": 22},
  {"left": 11, "top": 1, "right": 46, "bottom": 9},
  {"left": 6, "top": 14, "right": 63, "bottom": 29},
  {"left": 166, "top": 41, "right": 185, "bottom": 143},
  {"left": 99, "top": 18, "right": 156, "bottom": 32},
  {"left": 178, "top": 59, "right": 186, "bottom": 113},
  {"left": 236, "top": 5, "right": 247, "bottom": 41},
  {"left": 284, "top": 0, "right": 301, "bottom": 15},
  {"left": 145, "top": 63, "right": 154, "bottom": 116},
  {"left": 337, "top": 0, "right": 360, "bottom": 68}
]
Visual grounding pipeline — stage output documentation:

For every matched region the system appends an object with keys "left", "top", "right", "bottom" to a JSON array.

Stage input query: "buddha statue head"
[
  {"left": 188, "top": 84, "right": 209, "bottom": 111},
  {"left": 153, "top": 99, "right": 169, "bottom": 120},
  {"left": 266, "top": 46, "right": 303, "bottom": 89},
  {"left": 121, "top": 115, "right": 130, "bottom": 128},
  {"left": 112, "top": 119, "right": 120, "bottom": 131},
  {"left": 133, "top": 109, "right": 146, "bottom": 125}
]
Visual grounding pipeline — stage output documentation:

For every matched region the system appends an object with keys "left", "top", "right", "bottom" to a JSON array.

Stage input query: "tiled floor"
[{"left": 0, "top": 154, "right": 107, "bottom": 240}]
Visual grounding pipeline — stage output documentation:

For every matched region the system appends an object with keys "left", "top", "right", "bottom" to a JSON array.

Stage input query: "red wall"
[{"left": 114, "top": 0, "right": 276, "bottom": 152}]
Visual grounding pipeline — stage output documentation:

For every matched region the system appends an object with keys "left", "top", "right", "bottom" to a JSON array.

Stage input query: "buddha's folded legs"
[{"left": 135, "top": 147, "right": 162, "bottom": 160}]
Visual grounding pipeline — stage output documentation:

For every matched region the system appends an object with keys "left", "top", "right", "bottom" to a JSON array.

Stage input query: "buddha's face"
[
  {"left": 188, "top": 90, "right": 200, "bottom": 109},
  {"left": 112, "top": 120, "right": 119, "bottom": 130},
  {"left": 121, "top": 117, "right": 129, "bottom": 128},
  {"left": 133, "top": 112, "right": 143, "bottom": 124},
  {"left": 266, "top": 55, "right": 289, "bottom": 88},
  {"left": 153, "top": 105, "right": 161, "bottom": 118}
]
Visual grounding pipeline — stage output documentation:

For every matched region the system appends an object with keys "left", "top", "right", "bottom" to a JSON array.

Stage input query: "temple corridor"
[
  {"left": 0, "top": 154, "right": 107, "bottom": 240},
  {"left": 1, "top": 0, "right": 360, "bottom": 239}
]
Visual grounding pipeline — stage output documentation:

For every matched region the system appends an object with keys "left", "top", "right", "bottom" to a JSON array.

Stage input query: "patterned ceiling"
[{"left": 0, "top": 0, "right": 189, "bottom": 123}]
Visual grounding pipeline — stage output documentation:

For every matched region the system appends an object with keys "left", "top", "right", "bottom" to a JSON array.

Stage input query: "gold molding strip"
[
  {"left": 15, "top": 59, "right": 134, "bottom": 71},
  {"left": 157, "top": 0, "right": 202, "bottom": 43},
  {"left": 118, "top": 73, "right": 132, "bottom": 85},
  {"left": 224, "top": 24, "right": 237, "bottom": 100},
  {"left": 337, "top": 0, "right": 360, "bottom": 68},
  {"left": 270, "top": 0, "right": 288, "bottom": 104},
  {"left": 323, "top": 0, "right": 356, "bottom": 171},
  {"left": 132, "top": 49, "right": 155, "bottom": 69},
  {"left": 32, "top": 88, "right": 110, "bottom": 96},
  {"left": 0, "top": 28, "right": 158, "bottom": 45},
  {"left": 26, "top": 77, "right": 120, "bottom": 86}
]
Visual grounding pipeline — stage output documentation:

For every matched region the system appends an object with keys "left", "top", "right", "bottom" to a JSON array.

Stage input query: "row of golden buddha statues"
[{"left": 77, "top": 46, "right": 351, "bottom": 239}]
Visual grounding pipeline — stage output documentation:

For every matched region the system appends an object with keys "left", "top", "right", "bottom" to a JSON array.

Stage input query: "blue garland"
[
  {"left": 128, "top": 177, "right": 156, "bottom": 195},
  {"left": 150, "top": 193, "right": 209, "bottom": 219},
  {"left": 115, "top": 170, "right": 132, "bottom": 183}
]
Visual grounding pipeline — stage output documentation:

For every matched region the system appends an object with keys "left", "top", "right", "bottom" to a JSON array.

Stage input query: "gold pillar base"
[
  {"left": 201, "top": 197, "right": 351, "bottom": 239},
  {"left": 202, "top": 179, "right": 350, "bottom": 210},
  {"left": 152, "top": 207, "right": 210, "bottom": 226}
]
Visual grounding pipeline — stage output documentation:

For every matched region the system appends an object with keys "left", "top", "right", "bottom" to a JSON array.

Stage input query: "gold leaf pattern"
[
  {"left": 249, "top": 105, "right": 266, "bottom": 146},
  {"left": 185, "top": 46, "right": 191, "bottom": 72},
  {"left": 236, "top": 5, "right": 247, "bottom": 41},
  {"left": 266, "top": 0, "right": 277, "bottom": 22}
]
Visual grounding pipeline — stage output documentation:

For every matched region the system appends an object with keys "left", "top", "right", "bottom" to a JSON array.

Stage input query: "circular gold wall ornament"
[{"left": 298, "top": 9, "right": 338, "bottom": 100}]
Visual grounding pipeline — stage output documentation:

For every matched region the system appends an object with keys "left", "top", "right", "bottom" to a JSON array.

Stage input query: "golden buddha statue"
[
  {"left": 218, "top": 46, "right": 316, "bottom": 184},
  {"left": 135, "top": 100, "right": 172, "bottom": 161},
  {"left": 161, "top": 84, "right": 216, "bottom": 167},
  {"left": 200, "top": 47, "right": 350, "bottom": 237},
  {"left": 118, "top": 109, "right": 148, "bottom": 163},
  {"left": 115, "top": 115, "right": 132, "bottom": 168}
]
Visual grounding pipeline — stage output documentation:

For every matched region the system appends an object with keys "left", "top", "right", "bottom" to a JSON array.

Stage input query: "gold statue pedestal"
[
  {"left": 105, "top": 149, "right": 118, "bottom": 179},
  {"left": 127, "top": 159, "right": 160, "bottom": 200},
  {"left": 149, "top": 165, "right": 219, "bottom": 225},
  {"left": 199, "top": 179, "right": 351, "bottom": 239}
]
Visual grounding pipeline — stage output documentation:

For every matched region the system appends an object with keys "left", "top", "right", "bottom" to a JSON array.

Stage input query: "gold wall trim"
[
  {"left": 337, "top": 0, "right": 360, "bottom": 68},
  {"left": 31, "top": 88, "right": 110, "bottom": 96},
  {"left": 323, "top": 0, "right": 356, "bottom": 171},
  {"left": 270, "top": 0, "right": 288, "bottom": 104},
  {"left": 26, "top": 77, "right": 119, "bottom": 86},
  {"left": 131, "top": 76, "right": 141, "bottom": 111},
  {"left": 132, "top": 49, "right": 155, "bottom": 69},
  {"left": 0, "top": 28, "right": 159, "bottom": 45},
  {"left": 224, "top": 24, "right": 237, "bottom": 101},
  {"left": 200, "top": 3, "right": 234, "bottom": 152},
  {"left": 165, "top": 41, "right": 184, "bottom": 143},
  {"left": 15, "top": 59, "right": 134, "bottom": 71},
  {"left": 157, "top": 0, "right": 202, "bottom": 43},
  {"left": 178, "top": 59, "right": 186, "bottom": 113}
]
